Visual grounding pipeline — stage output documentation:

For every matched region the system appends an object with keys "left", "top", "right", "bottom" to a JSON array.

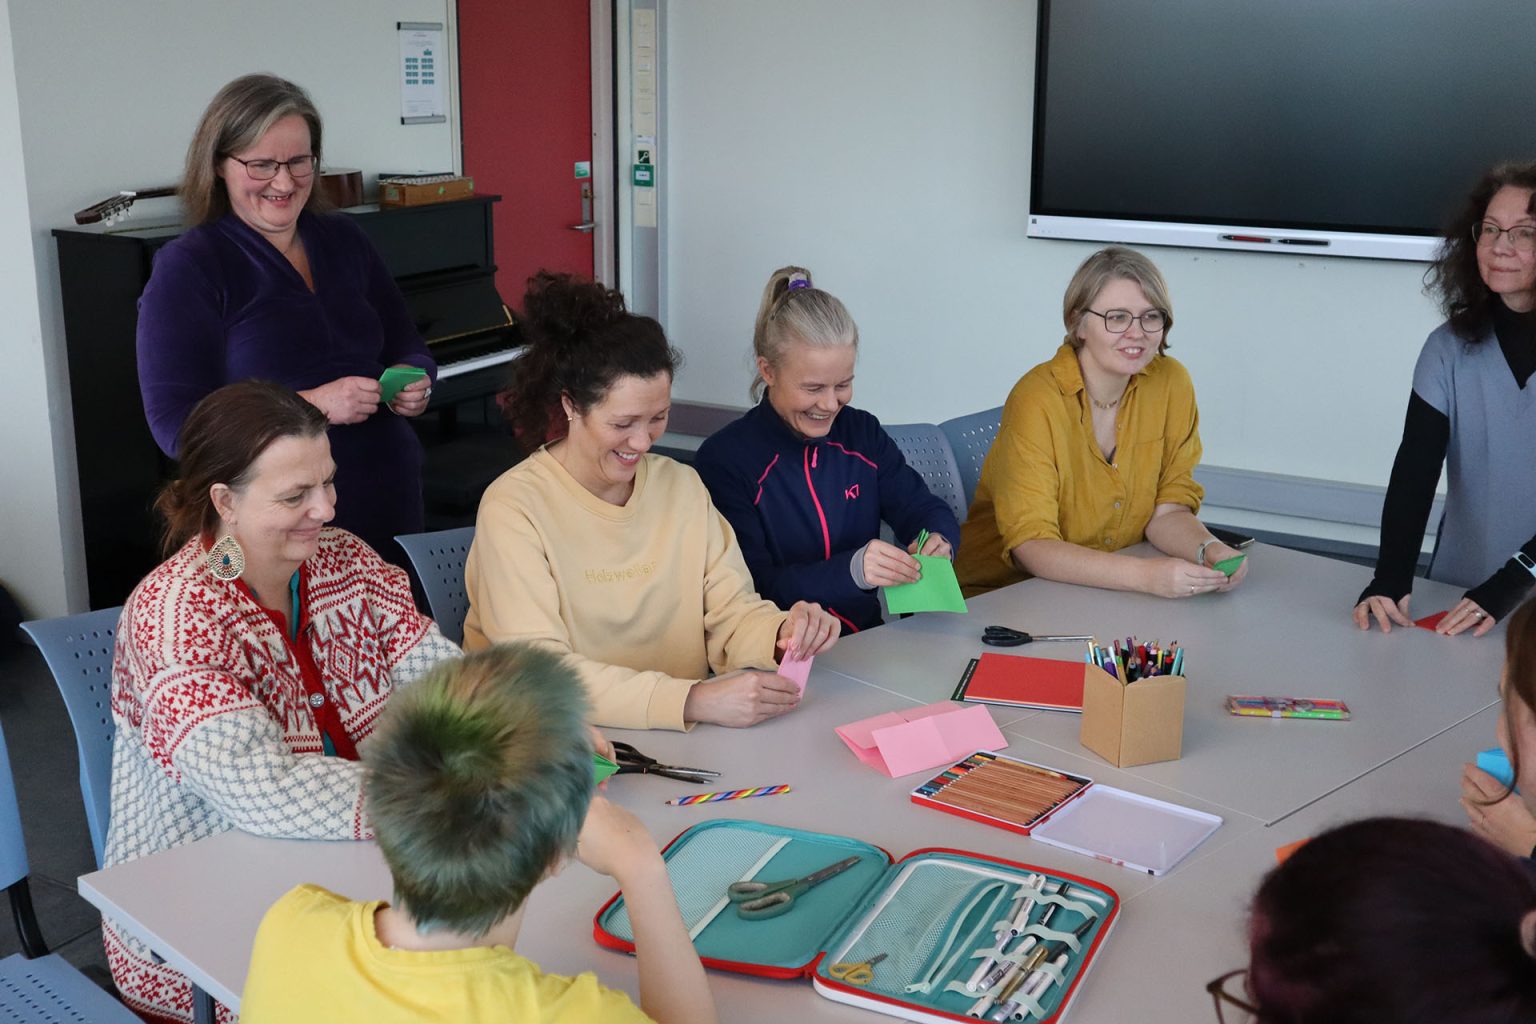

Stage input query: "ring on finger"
[{"left": 1473, "top": 610, "right": 1486, "bottom": 620}]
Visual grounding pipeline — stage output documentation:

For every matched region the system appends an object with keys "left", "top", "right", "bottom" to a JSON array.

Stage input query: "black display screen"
[{"left": 1032, "top": 0, "right": 1536, "bottom": 236}]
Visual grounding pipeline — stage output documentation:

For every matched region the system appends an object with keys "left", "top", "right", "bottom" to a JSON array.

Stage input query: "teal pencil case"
[{"left": 593, "top": 818, "right": 1120, "bottom": 1023}]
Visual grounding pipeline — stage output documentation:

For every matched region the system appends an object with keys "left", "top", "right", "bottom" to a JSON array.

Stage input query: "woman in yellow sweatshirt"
[{"left": 462, "top": 271, "right": 840, "bottom": 730}]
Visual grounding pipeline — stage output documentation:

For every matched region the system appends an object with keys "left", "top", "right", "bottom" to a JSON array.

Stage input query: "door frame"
[{"left": 591, "top": 0, "right": 617, "bottom": 286}]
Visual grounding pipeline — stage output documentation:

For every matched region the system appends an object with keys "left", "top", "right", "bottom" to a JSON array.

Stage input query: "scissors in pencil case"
[
  {"left": 827, "top": 952, "right": 886, "bottom": 986},
  {"left": 982, "top": 626, "right": 1093, "bottom": 648},
  {"left": 610, "top": 742, "right": 720, "bottom": 784},
  {"left": 728, "top": 855, "right": 862, "bottom": 920}
]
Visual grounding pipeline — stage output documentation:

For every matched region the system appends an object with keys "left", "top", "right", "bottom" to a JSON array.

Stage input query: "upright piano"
[{"left": 53, "top": 195, "right": 520, "bottom": 608}]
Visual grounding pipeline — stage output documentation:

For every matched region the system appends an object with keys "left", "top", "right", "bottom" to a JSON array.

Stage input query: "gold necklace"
[{"left": 1088, "top": 393, "right": 1122, "bottom": 411}]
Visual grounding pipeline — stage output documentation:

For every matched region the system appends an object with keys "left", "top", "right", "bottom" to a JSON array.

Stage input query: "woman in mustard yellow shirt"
[{"left": 956, "top": 247, "right": 1251, "bottom": 597}]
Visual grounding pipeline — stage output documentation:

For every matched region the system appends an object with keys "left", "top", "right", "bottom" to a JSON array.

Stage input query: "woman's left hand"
[
  {"left": 1437, "top": 597, "right": 1497, "bottom": 637},
  {"left": 1206, "top": 543, "right": 1250, "bottom": 592},
  {"left": 909, "top": 532, "right": 953, "bottom": 559},
  {"left": 389, "top": 369, "right": 432, "bottom": 417},
  {"left": 777, "top": 601, "right": 840, "bottom": 660},
  {"left": 1461, "top": 763, "right": 1536, "bottom": 856}
]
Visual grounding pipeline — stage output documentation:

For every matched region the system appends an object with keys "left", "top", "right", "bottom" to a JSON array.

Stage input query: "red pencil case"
[{"left": 592, "top": 818, "right": 1119, "bottom": 1023}]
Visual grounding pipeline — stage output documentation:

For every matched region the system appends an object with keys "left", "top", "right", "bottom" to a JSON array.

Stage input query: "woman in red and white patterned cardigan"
[{"left": 105, "top": 380, "right": 459, "bottom": 1022}]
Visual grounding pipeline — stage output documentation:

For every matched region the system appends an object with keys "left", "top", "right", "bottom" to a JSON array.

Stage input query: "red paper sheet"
[
  {"left": 1415, "top": 611, "right": 1448, "bottom": 631},
  {"left": 958, "top": 652, "right": 1086, "bottom": 712}
]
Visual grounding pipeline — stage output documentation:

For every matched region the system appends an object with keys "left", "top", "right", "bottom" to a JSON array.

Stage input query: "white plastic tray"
[{"left": 1032, "top": 784, "right": 1222, "bottom": 875}]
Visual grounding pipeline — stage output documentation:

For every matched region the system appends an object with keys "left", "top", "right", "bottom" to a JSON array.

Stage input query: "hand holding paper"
[
  {"left": 379, "top": 365, "right": 427, "bottom": 403},
  {"left": 884, "top": 555, "right": 967, "bottom": 614},
  {"left": 777, "top": 652, "right": 813, "bottom": 695}
]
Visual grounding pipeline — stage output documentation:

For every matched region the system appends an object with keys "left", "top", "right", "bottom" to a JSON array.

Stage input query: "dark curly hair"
[
  {"left": 1246, "top": 816, "right": 1536, "bottom": 1024},
  {"left": 1425, "top": 161, "right": 1536, "bottom": 342},
  {"left": 502, "top": 271, "right": 681, "bottom": 452}
]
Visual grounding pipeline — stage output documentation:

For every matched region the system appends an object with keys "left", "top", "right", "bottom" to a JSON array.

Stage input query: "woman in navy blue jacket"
[{"left": 694, "top": 266, "right": 959, "bottom": 634}]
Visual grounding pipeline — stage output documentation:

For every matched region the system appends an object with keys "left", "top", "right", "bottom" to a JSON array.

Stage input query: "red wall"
[{"left": 458, "top": 0, "right": 593, "bottom": 309}]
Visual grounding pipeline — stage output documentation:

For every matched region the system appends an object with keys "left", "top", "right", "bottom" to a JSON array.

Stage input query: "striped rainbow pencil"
[{"left": 666, "top": 784, "right": 792, "bottom": 806}]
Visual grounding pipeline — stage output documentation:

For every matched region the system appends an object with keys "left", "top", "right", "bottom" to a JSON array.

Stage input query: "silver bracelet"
[{"left": 1196, "top": 538, "right": 1219, "bottom": 567}]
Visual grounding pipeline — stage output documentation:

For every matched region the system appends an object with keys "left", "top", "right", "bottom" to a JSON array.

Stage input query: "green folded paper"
[
  {"left": 593, "top": 752, "right": 619, "bottom": 784},
  {"left": 379, "top": 365, "right": 427, "bottom": 403},
  {"left": 1213, "top": 554, "right": 1246, "bottom": 578},
  {"left": 883, "top": 554, "right": 968, "bottom": 615}
]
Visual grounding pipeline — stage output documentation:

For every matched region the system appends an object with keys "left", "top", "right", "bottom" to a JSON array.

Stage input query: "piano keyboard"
[{"left": 437, "top": 345, "right": 525, "bottom": 380}]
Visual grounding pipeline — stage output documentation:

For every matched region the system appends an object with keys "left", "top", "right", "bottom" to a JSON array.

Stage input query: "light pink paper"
[
  {"left": 835, "top": 702, "right": 1006, "bottom": 777},
  {"left": 778, "top": 653, "right": 813, "bottom": 695}
]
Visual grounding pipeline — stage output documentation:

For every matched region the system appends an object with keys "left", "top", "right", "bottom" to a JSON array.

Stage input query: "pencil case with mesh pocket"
[{"left": 592, "top": 818, "right": 1119, "bottom": 1023}]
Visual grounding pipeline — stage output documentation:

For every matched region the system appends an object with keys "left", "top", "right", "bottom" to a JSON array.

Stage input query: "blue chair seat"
[
  {"left": 883, "top": 422, "right": 968, "bottom": 526},
  {"left": 941, "top": 406, "right": 1004, "bottom": 513},
  {"left": 18, "top": 609, "right": 120, "bottom": 869},
  {"left": 0, "top": 953, "right": 138, "bottom": 1022},
  {"left": 395, "top": 527, "right": 475, "bottom": 647}
]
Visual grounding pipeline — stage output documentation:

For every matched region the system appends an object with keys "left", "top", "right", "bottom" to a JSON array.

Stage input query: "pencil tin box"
[
  {"left": 593, "top": 818, "right": 1120, "bottom": 1023},
  {"left": 911, "top": 751, "right": 1224, "bottom": 875}
]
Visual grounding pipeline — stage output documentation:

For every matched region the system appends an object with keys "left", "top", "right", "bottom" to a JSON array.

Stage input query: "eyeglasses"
[
  {"left": 1085, "top": 308, "right": 1167, "bottom": 334},
  {"left": 1472, "top": 222, "right": 1536, "bottom": 252},
  {"left": 227, "top": 154, "right": 317, "bottom": 181},
  {"left": 1206, "top": 968, "right": 1259, "bottom": 1023}
]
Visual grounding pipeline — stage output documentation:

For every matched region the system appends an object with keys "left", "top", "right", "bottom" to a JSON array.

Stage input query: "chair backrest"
[
  {"left": 0, "top": 719, "right": 28, "bottom": 891},
  {"left": 883, "top": 422, "right": 969, "bottom": 526},
  {"left": 941, "top": 405, "right": 1004, "bottom": 513},
  {"left": 395, "top": 526, "right": 476, "bottom": 646},
  {"left": 19, "top": 608, "right": 121, "bottom": 868}
]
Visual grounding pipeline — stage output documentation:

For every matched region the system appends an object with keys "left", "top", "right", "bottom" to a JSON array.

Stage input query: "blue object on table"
[{"left": 1477, "top": 747, "right": 1517, "bottom": 790}]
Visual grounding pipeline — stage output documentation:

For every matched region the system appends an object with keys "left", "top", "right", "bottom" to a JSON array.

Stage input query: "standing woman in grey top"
[{"left": 1355, "top": 162, "right": 1536, "bottom": 637}]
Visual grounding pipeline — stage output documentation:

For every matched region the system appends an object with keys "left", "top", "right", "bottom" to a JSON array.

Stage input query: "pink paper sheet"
[
  {"left": 835, "top": 701, "right": 1007, "bottom": 777},
  {"left": 778, "top": 652, "right": 813, "bottom": 695}
]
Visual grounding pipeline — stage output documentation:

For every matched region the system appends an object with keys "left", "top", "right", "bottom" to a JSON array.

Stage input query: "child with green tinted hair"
[{"left": 242, "top": 643, "right": 717, "bottom": 1024}]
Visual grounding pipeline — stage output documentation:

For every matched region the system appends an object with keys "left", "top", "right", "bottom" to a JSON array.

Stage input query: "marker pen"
[
  {"left": 979, "top": 937, "right": 1035, "bottom": 991},
  {"left": 996, "top": 950, "right": 1071, "bottom": 1020}
]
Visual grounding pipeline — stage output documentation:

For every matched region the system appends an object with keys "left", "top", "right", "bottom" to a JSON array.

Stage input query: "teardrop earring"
[{"left": 207, "top": 533, "right": 246, "bottom": 581}]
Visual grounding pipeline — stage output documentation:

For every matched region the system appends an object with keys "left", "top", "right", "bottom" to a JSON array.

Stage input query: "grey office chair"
[
  {"left": 19, "top": 608, "right": 121, "bottom": 868},
  {"left": 883, "top": 422, "right": 969, "bottom": 525},
  {"left": 941, "top": 405, "right": 1004, "bottom": 512},
  {"left": 395, "top": 527, "right": 476, "bottom": 646}
]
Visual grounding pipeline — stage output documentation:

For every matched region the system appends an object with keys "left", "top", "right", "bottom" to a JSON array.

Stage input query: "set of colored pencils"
[
  {"left": 1087, "top": 637, "right": 1185, "bottom": 681},
  {"left": 912, "top": 752, "right": 1090, "bottom": 833}
]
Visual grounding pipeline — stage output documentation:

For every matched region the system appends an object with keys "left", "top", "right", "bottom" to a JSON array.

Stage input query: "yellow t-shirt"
[
  {"left": 241, "top": 885, "right": 654, "bottom": 1024},
  {"left": 956, "top": 344, "right": 1204, "bottom": 595},
  {"left": 462, "top": 448, "right": 788, "bottom": 731}
]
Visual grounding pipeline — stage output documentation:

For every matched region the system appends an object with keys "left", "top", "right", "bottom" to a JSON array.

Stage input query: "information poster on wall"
[{"left": 398, "top": 22, "right": 446, "bottom": 124}]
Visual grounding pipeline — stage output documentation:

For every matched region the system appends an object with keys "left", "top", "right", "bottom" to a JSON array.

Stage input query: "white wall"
[
  {"left": 3, "top": 0, "right": 457, "bottom": 617},
  {"left": 0, "top": 0, "right": 65, "bottom": 618},
  {"left": 663, "top": 1, "right": 1440, "bottom": 489}
]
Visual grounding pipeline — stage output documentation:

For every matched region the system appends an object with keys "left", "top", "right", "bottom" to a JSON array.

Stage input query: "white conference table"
[
  {"left": 78, "top": 544, "right": 1504, "bottom": 1022},
  {"left": 822, "top": 543, "right": 1503, "bottom": 823},
  {"left": 1061, "top": 704, "right": 1501, "bottom": 1023}
]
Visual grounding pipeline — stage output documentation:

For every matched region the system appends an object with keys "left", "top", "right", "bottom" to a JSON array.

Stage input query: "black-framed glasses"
[
  {"left": 227, "top": 154, "right": 317, "bottom": 181},
  {"left": 1085, "top": 308, "right": 1167, "bottom": 334},
  {"left": 1206, "top": 968, "right": 1259, "bottom": 1023},
  {"left": 1472, "top": 222, "right": 1536, "bottom": 252}
]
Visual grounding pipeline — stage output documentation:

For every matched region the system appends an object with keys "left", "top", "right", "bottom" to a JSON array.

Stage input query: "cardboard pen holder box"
[
  {"left": 1079, "top": 661, "right": 1185, "bottom": 768},
  {"left": 594, "top": 819, "right": 1119, "bottom": 1024}
]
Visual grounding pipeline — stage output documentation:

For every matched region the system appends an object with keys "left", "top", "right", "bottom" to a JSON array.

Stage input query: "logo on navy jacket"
[{"left": 844, "top": 484, "right": 860, "bottom": 500}]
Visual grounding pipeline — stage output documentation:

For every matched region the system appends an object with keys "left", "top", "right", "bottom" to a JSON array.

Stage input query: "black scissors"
[
  {"left": 610, "top": 742, "right": 720, "bottom": 784},
  {"left": 982, "top": 626, "right": 1094, "bottom": 648}
]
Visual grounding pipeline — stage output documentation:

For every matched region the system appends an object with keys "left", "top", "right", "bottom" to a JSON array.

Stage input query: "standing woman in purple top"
[{"left": 137, "top": 74, "right": 435, "bottom": 567}]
